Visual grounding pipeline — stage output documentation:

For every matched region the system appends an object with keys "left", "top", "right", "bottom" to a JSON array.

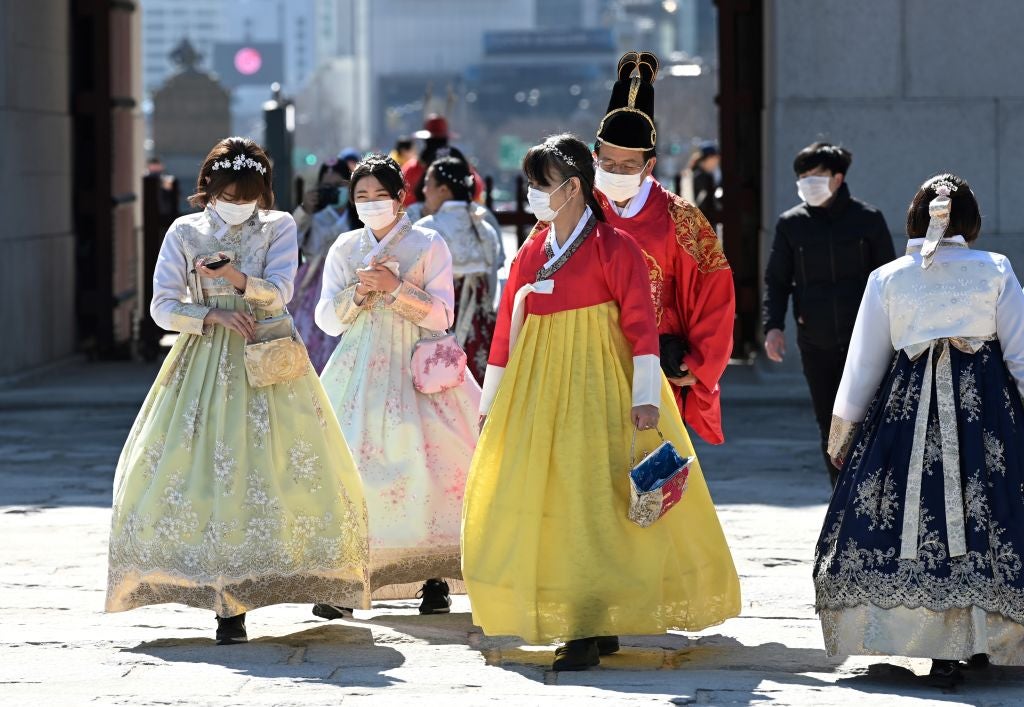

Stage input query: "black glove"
[{"left": 659, "top": 334, "right": 689, "bottom": 379}]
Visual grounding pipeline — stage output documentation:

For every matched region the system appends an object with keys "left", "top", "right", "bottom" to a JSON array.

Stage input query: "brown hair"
[
  {"left": 906, "top": 173, "right": 982, "bottom": 243},
  {"left": 188, "top": 136, "right": 274, "bottom": 209}
]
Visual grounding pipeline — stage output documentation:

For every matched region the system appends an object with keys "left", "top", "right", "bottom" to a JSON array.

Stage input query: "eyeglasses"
[{"left": 595, "top": 158, "right": 648, "bottom": 175}]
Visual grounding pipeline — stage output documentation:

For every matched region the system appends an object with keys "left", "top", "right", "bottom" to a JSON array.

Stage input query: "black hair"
[
  {"left": 414, "top": 144, "right": 468, "bottom": 202},
  {"left": 906, "top": 173, "right": 982, "bottom": 244},
  {"left": 428, "top": 156, "right": 475, "bottom": 202},
  {"left": 395, "top": 136, "right": 414, "bottom": 152},
  {"left": 793, "top": 142, "right": 852, "bottom": 176},
  {"left": 594, "top": 140, "right": 657, "bottom": 163},
  {"left": 317, "top": 158, "right": 351, "bottom": 184},
  {"left": 524, "top": 133, "right": 606, "bottom": 222},
  {"left": 349, "top": 153, "right": 406, "bottom": 203}
]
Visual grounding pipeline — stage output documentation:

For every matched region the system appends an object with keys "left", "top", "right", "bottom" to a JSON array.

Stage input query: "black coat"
[{"left": 762, "top": 182, "right": 895, "bottom": 351}]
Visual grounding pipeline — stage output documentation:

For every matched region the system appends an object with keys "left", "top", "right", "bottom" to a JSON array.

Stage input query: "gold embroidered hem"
[
  {"left": 107, "top": 569, "right": 368, "bottom": 616},
  {"left": 168, "top": 303, "right": 211, "bottom": 336},
  {"left": 819, "top": 604, "right": 1024, "bottom": 665},
  {"left": 368, "top": 545, "right": 463, "bottom": 599},
  {"left": 827, "top": 415, "right": 861, "bottom": 463},
  {"left": 244, "top": 276, "right": 282, "bottom": 308},
  {"left": 390, "top": 281, "right": 433, "bottom": 324}
]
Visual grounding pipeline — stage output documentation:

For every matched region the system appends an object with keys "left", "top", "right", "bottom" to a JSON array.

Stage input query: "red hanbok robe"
[{"left": 596, "top": 180, "right": 735, "bottom": 445}]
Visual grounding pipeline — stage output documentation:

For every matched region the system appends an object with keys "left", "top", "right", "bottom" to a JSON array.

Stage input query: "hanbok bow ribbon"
[
  {"left": 508, "top": 280, "right": 555, "bottom": 354},
  {"left": 899, "top": 336, "right": 991, "bottom": 559},
  {"left": 920, "top": 195, "right": 951, "bottom": 270}
]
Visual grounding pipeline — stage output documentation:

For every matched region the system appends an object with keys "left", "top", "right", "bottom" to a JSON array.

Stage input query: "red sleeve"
[
  {"left": 401, "top": 160, "right": 424, "bottom": 206},
  {"left": 600, "top": 227, "right": 660, "bottom": 358},
  {"left": 487, "top": 248, "right": 524, "bottom": 368},
  {"left": 671, "top": 203, "right": 735, "bottom": 443}
]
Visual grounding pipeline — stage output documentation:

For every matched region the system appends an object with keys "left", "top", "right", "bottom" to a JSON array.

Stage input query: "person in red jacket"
[
  {"left": 401, "top": 115, "right": 483, "bottom": 208},
  {"left": 592, "top": 51, "right": 736, "bottom": 445}
]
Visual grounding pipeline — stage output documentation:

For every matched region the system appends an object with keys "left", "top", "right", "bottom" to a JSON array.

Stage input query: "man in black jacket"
[{"left": 762, "top": 142, "right": 895, "bottom": 486}]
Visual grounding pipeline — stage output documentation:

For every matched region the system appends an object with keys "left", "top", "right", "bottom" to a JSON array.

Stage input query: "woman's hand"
[
  {"left": 356, "top": 259, "right": 401, "bottom": 293},
  {"left": 631, "top": 405, "right": 660, "bottom": 431},
  {"left": 196, "top": 253, "right": 247, "bottom": 292},
  {"left": 204, "top": 308, "right": 256, "bottom": 341}
]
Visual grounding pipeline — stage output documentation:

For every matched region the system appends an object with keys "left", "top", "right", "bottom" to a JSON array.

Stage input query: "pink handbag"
[{"left": 411, "top": 331, "right": 467, "bottom": 394}]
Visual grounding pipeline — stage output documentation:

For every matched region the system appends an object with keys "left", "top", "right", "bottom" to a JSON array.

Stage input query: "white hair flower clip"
[
  {"left": 932, "top": 180, "right": 957, "bottom": 197},
  {"left": 211, "top": 154, "right": 266, "bottom": 175}
]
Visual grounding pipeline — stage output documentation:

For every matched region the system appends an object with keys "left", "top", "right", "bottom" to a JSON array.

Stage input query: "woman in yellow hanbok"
[
  {"left": 462, "top": 134, "right": 740, "bottom": 670},
  {"left": 105, "top": 138, "right": 370, "bottom": 645}
]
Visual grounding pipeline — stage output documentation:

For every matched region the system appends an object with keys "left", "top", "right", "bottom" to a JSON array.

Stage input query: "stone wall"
[{"left": 0, "top": 1, "right": 74, "bottom": 376}]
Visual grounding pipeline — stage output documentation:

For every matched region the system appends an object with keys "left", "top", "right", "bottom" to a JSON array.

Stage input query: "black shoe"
[
  {"left": 595, "top": 635, "right": 620, "bottom": 656},
  {"left": 416, "top": 579, "right": 452, "bottom": 615},
  {"left": 215, "top": 613, "right": 247, "bottom": 645},
  {"left": 927, "top": 659, "right": 964, "bottom": 688},
  {"left": 552, "top": 638, "right": 600, "bottom": 671},
  {"left": 966, "top": 653, "right": 990, "bottom": 669},
  {"left": 312, "top": 603, "right": 353, "bottom": 620}
]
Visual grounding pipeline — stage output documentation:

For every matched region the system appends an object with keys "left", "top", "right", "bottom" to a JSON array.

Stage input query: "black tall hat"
[{"left": 596, "top": 51, "right": 659, "bottom": 151}]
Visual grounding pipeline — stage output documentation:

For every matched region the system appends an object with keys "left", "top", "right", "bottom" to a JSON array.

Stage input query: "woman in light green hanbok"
[{"left": 105, "top": 138, "right": 370, "bottom": 645}]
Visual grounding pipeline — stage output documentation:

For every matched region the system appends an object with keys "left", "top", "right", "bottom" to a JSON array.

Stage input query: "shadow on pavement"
[{"left": 127, "top": 623, "right": 406, "bottom": 688}]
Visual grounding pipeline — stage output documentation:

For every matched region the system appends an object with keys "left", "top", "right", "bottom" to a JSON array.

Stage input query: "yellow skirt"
[{"left": 462, "top": 302, "right": 741, "bottom": 644}]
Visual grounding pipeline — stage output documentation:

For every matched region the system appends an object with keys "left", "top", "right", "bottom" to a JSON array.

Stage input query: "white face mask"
[
  {"left": 595, "top": 162, "right": 648, "bottom": 202},
  {"left": 527, "top": 180, "right": 572, "bottom": 222},
  {"left": 796, "top": 176, "right": 833, "bottom": 207},
  {"left": 356, "top": 199, "right": 398, "bottom": 230},
  {"left": 213, "top": 200, "right": 256, "bottom": 226}
]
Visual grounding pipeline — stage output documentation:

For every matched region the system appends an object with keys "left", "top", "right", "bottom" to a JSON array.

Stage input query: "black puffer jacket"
[{"left": 762, "top": 183, "right": 894, "bottom": 351}]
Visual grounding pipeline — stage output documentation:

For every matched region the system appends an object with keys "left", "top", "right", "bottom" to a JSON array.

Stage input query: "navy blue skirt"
[{"left": 815, "top": 340, "right": 1024, "bottom": 631}]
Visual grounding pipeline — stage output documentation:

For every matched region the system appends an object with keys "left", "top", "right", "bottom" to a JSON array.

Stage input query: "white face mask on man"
[
  {"left": 356, "top": 199, "right": 398, "bottom": 230},
  {"left": 595, "top": 161, "right": 649, "bottom": 202},
  {"left": 527, "top": 179, "right": 572, "bottom": 222},
  {"left": 796, "top": 176, "right": 833, "bottom": 207},
  {"left": 213, "top": 200, "right": 257, "bottom": 225}
]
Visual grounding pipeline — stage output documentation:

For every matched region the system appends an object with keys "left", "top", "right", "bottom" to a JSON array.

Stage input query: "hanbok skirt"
[
  {"left": 320, "top": 302, "right": 480, "bottom": 599},
  {"left": 105, "top": 294, "right": 370, "bottom": 616},
  {"left": 815, "top": 339, "right": 1024, "bottom": 664},
  {"left": 453, "top": 273, "right": 497, "bottom": 384},
  {"left": 462, "top": 301, "right": 741, "bottom": 644},
  {"left": 290, "top": 255, "right": 340, "bottom": 373}
]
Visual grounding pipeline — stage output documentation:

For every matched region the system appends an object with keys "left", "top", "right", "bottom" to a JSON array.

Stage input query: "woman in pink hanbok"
[{"left": 313, "top": 154, "right": 480, "bottom": 618}]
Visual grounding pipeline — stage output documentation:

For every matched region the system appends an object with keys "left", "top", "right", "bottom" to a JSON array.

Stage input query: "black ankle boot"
[
  {"left": 595, "top": 635, "right": 620, "bottom": 655},
  {"left": 215, "top": 612, "right": 247, "bottom": 645},
  {"left": 312, "top": 603, "right": 353, "bottom": 620},
  {"left": 552, "top": 638, "right": 600, "bottom": 671},
  {"left": 416, "top": 579, "right": 452, "bottom": 615}
]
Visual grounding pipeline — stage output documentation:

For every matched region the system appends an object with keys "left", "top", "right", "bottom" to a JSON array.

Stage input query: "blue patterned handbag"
[{"left": 628, "top": 427, "right": 694, "bottom": 527}]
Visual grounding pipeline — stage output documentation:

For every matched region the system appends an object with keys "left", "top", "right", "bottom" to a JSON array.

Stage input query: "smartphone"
[{"left": 203, "top": 257, "right": 231, "bottom": 270}]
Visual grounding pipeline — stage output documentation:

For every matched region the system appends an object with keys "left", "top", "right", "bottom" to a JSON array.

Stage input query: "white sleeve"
[
  {"left": 480, "top": 364, "right": 505, "bottom": 415},
  {"left": 149, "top": 225, "right": 210, "bottom": 336},
  {"left": 833, "top": 274, "right": 895, "bottom": 422},
  {"left": 632, "top": 354, "right": 662, "bottom": 408},
  {"left": 243, "top": 214, "right": 298, "bottom": 308},
  {"left": 996, "top": 261, "right": 1024, "bottom": 399},
  {"left": 391, "top": 236, "right": 455, "bottom": 331},
  {"left": 314, "top": 239, "right": 362, "bottom": 336}
]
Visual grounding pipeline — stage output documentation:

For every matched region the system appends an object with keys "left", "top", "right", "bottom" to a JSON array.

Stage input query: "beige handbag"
[{"left": 243, "top": 306, "right": 310, "bottom": 388}]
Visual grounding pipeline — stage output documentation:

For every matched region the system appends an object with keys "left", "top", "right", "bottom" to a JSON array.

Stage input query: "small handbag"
[
  {"left": 411, "top": 331, "right": 467, "bottom": 394},
  {"left": 627, "top": 427, "right": 694, "bottom": 528},
  {"left": 243, "top": 309, "right": 310, "bottom": 388}
]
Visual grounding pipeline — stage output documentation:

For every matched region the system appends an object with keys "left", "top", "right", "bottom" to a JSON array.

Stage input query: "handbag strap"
[{"left": 630, "top": 425, "right": 666, "bottom": 468}]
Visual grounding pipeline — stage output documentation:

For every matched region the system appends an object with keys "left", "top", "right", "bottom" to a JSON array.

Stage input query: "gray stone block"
[
  {"left": 769, "top": 0, "right": 902, "bottom": 99},
  {"left": 906, "top": 0, "right": 1024, "bottom": 98}
]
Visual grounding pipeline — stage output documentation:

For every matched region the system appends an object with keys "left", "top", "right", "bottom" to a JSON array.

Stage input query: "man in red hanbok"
[{"left": 592, "top": 52, "right": 735, "bottom": 445}]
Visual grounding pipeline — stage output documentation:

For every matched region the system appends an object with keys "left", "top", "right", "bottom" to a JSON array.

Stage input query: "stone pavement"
[{"left": 2, "top": 360, "right": 1024, "bottom": 706}]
